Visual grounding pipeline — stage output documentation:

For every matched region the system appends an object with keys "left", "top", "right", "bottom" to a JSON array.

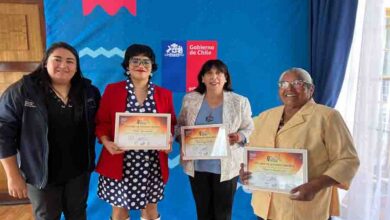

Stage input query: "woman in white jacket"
[{"left": 175, "top": 59, "right": 254, "bottom": 220}]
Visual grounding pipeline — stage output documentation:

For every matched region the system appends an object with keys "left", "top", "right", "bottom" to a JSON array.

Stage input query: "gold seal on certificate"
[
  {"left": 114, "top": 113, "right": 171, "bottom": 150},
  {"left": 181, "top": 124, "right": 228, "bottom": 160},
  {"left": 244, "top": 147, "right": 308, "bottom": 194}
]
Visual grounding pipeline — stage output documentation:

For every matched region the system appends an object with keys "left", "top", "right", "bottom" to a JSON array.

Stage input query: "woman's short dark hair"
[
  {"left": 121, "top": 44, "right": 158, "bottom": 76},
  {"left": 194, "top": 59, "right": 233, "bottom": 94}
]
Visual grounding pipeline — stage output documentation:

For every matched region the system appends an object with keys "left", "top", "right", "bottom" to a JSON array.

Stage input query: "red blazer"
[{"left": 95, "top": 81, "right": 177, "bottom": 183}]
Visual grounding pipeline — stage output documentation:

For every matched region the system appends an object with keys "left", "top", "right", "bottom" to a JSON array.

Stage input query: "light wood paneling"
[
  {"left": 0, "top": 0, "right": 44, "bottom": 205},
  {"left": 0, "top": 70, "right": 25, "bottom": 192},
  {"left": 0, "top": 3, "right": 43, "bottom": 61},
  {"left": 0, "top": 204, "right": 33, "bottom": 220},
  {"left": 0, "top": 72, "right": 27, "bottom": 95},
  {"left": 0, "top": 165, "right": 7, "bottom": 192},
  {"left": 0, "top": 71, "right": 29, "bottom": 193},
  {"left": 0, "top": 14, "right": 28, "bottom": 50}
]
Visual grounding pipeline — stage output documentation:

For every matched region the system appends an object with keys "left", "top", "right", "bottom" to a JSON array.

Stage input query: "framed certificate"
[
  {"left": 244, "top": 147, "right": 308, "bottom": 194},
  {"left": 114, "top": 113, "right": 171, "bottom": 150},
  {"left": 181, "top": 124, "right": 228, "bottom": 160}
]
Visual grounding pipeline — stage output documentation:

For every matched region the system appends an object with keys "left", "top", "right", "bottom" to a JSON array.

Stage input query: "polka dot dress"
[{"left": 97, "top": 79, "right": 164, "bottom": 210}]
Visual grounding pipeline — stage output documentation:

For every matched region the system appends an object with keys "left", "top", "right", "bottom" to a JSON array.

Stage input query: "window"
[
  {"left": 335, "top": 2, "right": 390, "bottom": 219},
  {"left": 380, "top": 7, "right": 390, "bottom": 196}
]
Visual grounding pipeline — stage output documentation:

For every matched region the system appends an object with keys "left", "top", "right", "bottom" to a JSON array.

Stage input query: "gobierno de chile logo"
[{"left": 165, "top": 43, "right": 184, "bottom": 57}]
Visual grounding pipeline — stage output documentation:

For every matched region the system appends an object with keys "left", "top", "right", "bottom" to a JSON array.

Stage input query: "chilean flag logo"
[
  {"left": 162, "top": 41, "right": 218, "bottom": 92},
  {"left": 82, "top": 0, "right": 137, "bottom": 16}
]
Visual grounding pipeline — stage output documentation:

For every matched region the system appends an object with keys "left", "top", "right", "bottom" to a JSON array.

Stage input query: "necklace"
[
  {"left": 205, "top": 111, "right": 214, "bottom": 122},
  {"left": 50, "top": 86, "right": 69, "bottom": 104}
]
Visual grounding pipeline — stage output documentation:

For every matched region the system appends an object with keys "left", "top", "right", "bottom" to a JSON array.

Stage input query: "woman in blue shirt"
[{"left": 176, "top": 59, "right": 254, "bottom": 220}]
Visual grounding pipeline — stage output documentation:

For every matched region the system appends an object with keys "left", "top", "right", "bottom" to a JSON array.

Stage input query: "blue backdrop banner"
[
  {"left": 44, "top": 1, "right": 309, "bottom": 219},
  {"left": 162, "top": 41, "right": 187, "bottom": 92}
]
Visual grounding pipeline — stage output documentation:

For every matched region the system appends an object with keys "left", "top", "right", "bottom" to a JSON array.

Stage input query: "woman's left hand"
[
  {"left": 289, "top": 175, "right": 338, "bottom": 201},
  {"left": 228, "top": 132, "right": 242, "bottom": 145},
  {"left": 289, "top": 182, "right": 318, "bottom": 201},
  {"left": 239, "top": 163, "right": 252, "bottom": 185}
]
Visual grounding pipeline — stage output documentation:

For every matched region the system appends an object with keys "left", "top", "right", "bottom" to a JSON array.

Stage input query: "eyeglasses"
[
  {"left": 278, "top": 80, "right": 309, "bottom": 89},
  {"left": 130, "top": 58, "right": 152, "bottom": 67}
]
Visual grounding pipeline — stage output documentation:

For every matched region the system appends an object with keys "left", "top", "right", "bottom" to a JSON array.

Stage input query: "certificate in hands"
[
  {"left": 114, "top": 113, "right": 171, "bottom": 150},
  {"left": 181, "top": 124, "right": 228, "bottom": 160},
  {"left": 244, "top": 147, "right": 308, "bottom": 194}
]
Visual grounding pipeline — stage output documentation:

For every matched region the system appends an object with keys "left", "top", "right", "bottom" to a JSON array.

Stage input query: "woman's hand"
[
  {"left": 161, "top": 135, "right": 173, "bottom": 154},
  {"left": 228, "top": 132, "right": 242, "bottom": 145},
  {"left": 289, "top": 175, "right": 338, "bottom": 201},
  {"left": 1, "top": 156, "right": 28, "bottom": 198},
  {"left": 239, "top": 163, "right": 252, "bottom": 185},
  {"left": 289, "top": 182, "right": 317, "bottom": 201},
  {"left": 101, "top": 136, "right": 125, "bottom": 155},
  {"left": 8, "top": 173, "right": 27, "bottom": 199}
]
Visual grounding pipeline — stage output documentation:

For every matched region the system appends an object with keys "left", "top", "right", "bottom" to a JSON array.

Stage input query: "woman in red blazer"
[{"left": 95, "top": 44, "right": 176, "bottom": 220}]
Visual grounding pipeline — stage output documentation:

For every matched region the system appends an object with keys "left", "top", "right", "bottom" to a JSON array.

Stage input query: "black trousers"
[
  {"left": 189, "top": 171, "right": 238, "bottom": 220},
  {"left": 27, "top": 172, "right": 90, "bottom": 220}
]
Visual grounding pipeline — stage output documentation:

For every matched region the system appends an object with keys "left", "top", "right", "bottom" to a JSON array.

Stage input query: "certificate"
[
  {"left": 181, "top": 124, "right": 228, "bottom": 160},
  {"left": 114, "top": 113, "right": 171, "bottom": 150},
  {"left": 244, "top": 147, "right": 308, "bottom": 194}
]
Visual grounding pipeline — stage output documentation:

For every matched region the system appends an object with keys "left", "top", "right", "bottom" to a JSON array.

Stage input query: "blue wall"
[{"left": 44, "top": 1, "right": 309, "bottom": 219}]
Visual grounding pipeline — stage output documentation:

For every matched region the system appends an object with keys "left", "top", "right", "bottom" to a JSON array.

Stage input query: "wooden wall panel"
[
  {"left": 0, "top": 0, "right": 43, "bottom": 205},
  {"left": 0, "top": 165, "right": 7, "bottom": 192},
  {"left": 0, "top": 14, "right": 28, "bottom": 51},
  {"left": 0, "top": 72, "right": 27, "bottom": 95},
  {"left": 0, "top": 3, "right": 43, "bottom": 62}
]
